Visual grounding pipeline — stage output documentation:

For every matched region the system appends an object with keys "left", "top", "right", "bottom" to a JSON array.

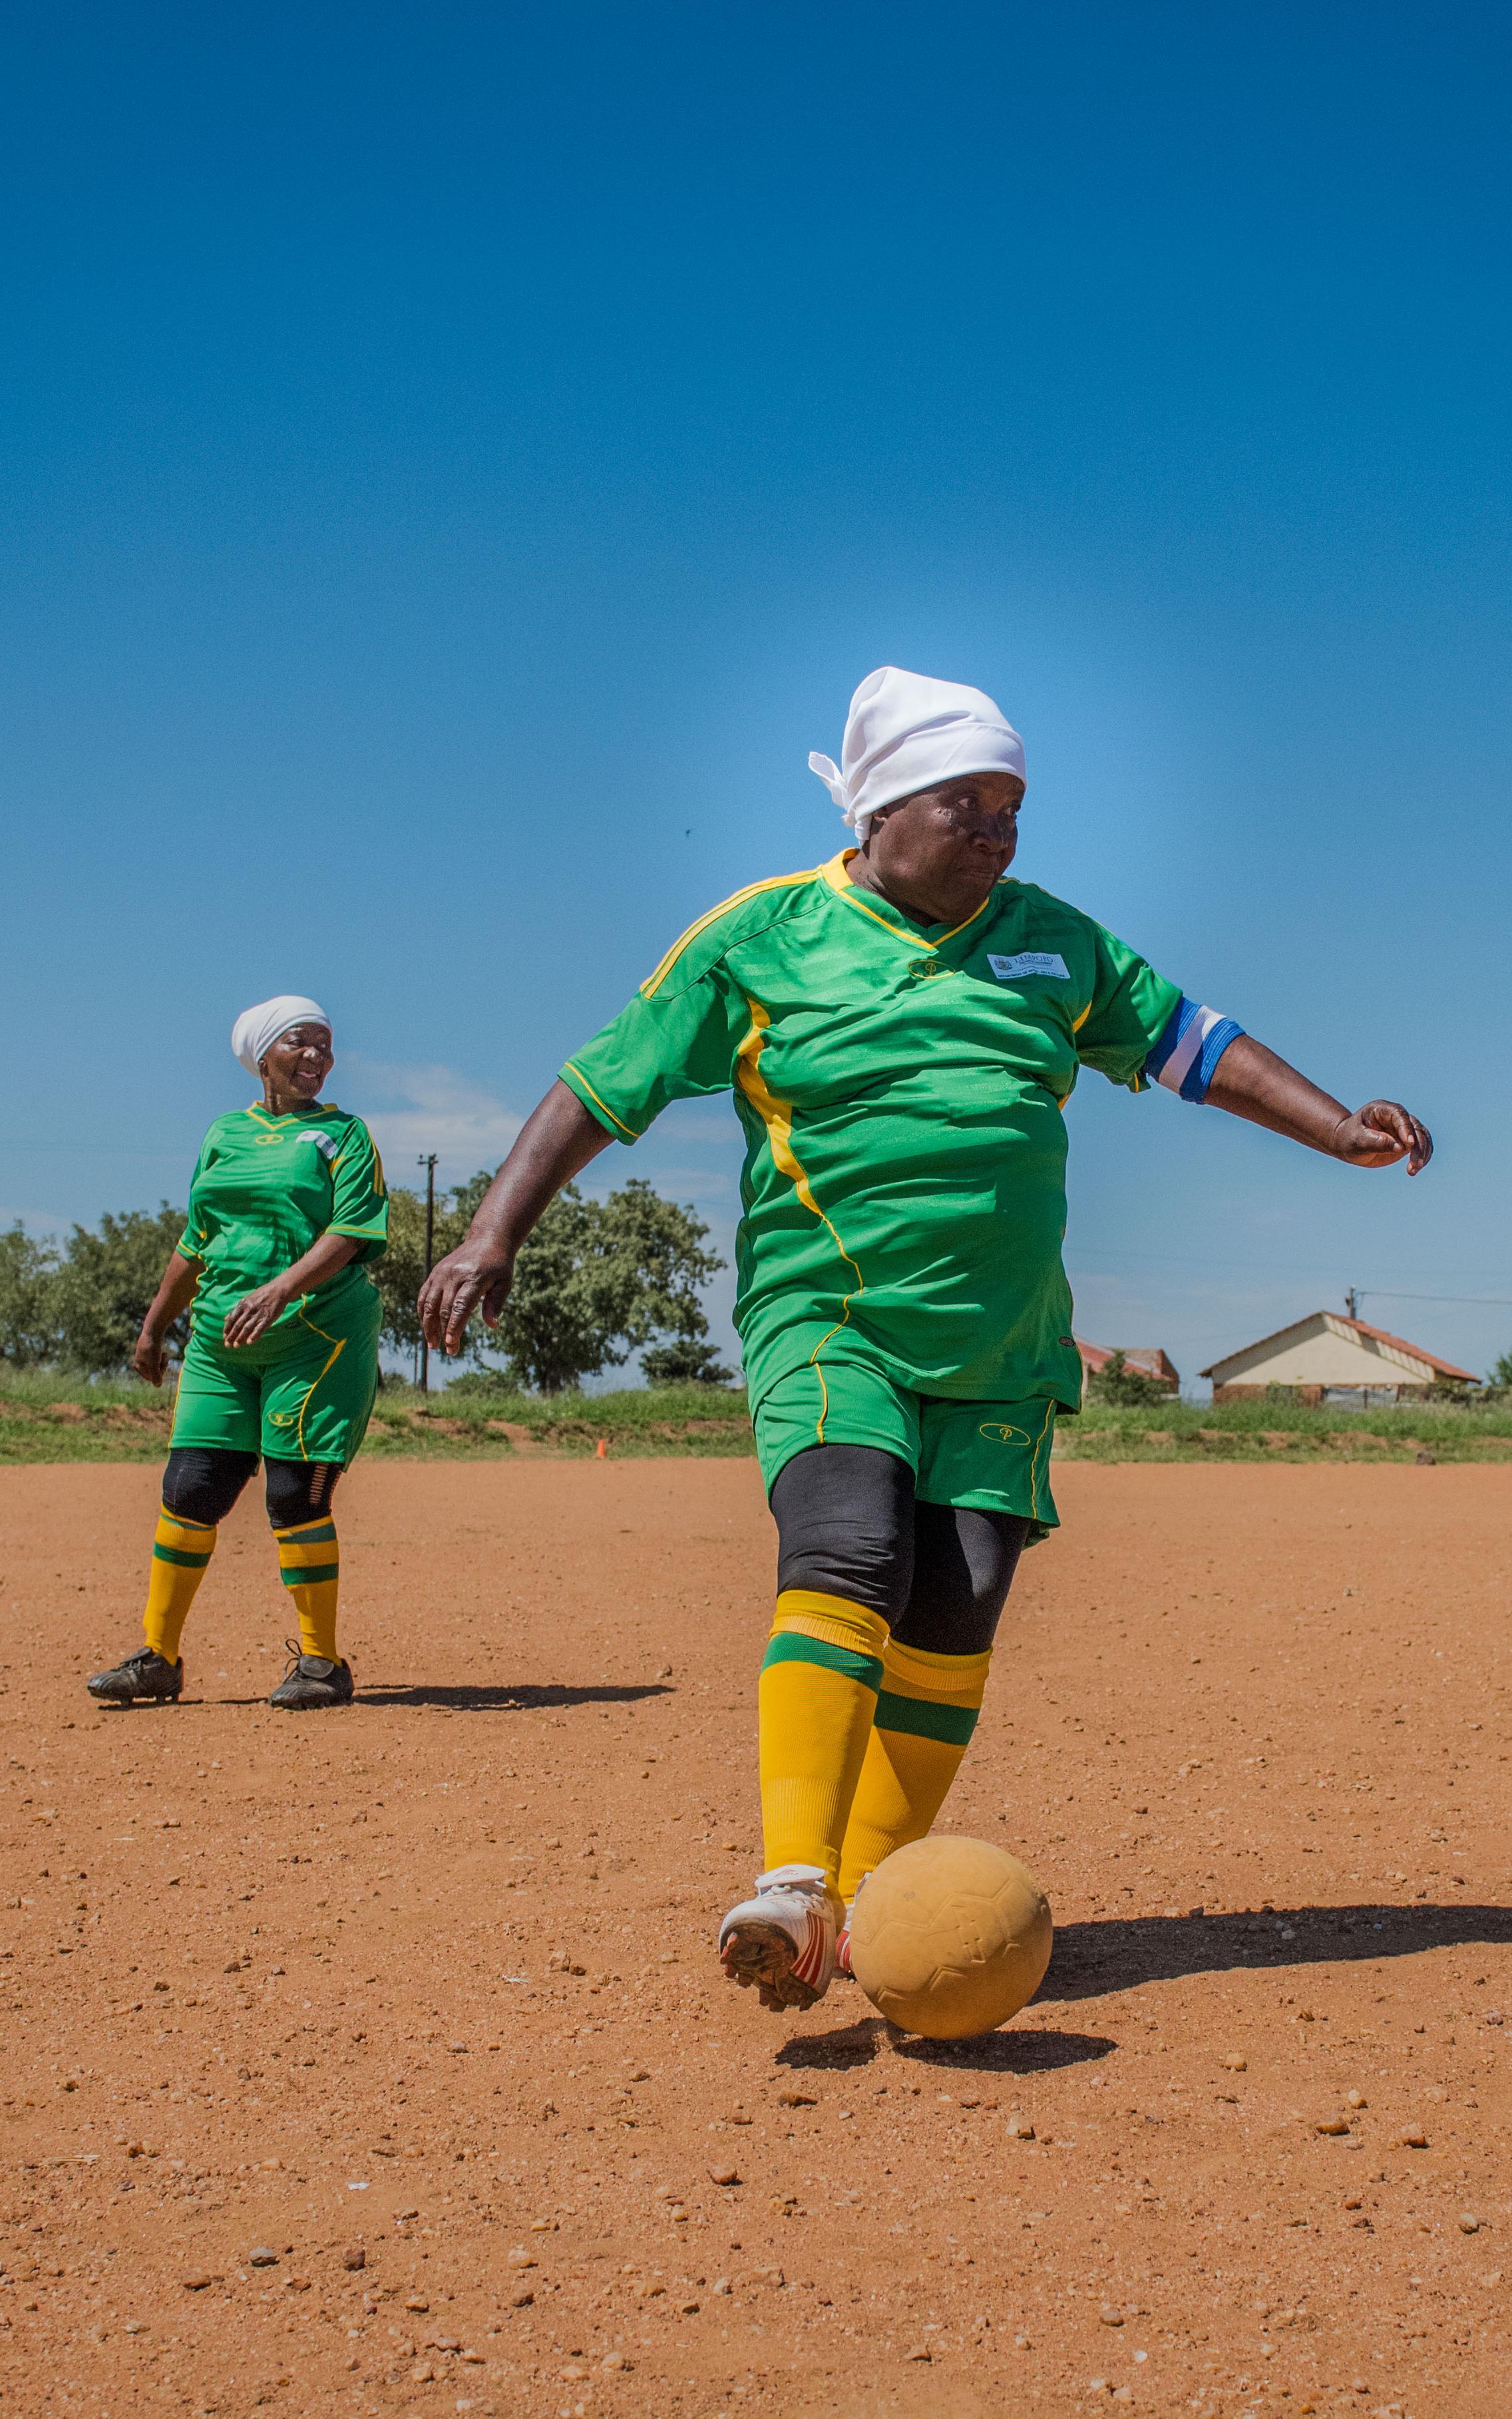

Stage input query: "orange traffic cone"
[{"left": 596, "top": 1437, "right": 608, "bottom": 1459}]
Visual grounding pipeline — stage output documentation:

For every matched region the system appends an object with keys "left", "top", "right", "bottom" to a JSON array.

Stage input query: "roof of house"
[
  {"left": 1075, "top": 1339, "right": 1181, "bottom": 1384},
  {"left": 1199, "top": 1310, "right": 1479, "bottom": 1384}
]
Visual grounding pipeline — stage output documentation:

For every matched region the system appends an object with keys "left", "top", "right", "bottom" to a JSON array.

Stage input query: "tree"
[
  {"left": 0, "top": 1225, "right": 63, "bottom": 1365},
  {"left": 492, "top": 1179, "right": 725, "bottom": 1393},
  {"left": 55, "top": 1205, "right": 189, "bottom": 1374},
  {"left": 1085, "top": 1348, "right": 1170, "bottom": 1407},
  {"left": 641, "top": 1338, "right": 735, "bottom": 1386},
  {"left": 1491, "top": 1349, "right": 1512, "bottom": 1388},
  {"left": 371, "top": 1170, "right": 727, "bottom": 1393},
  {"left": 369, "top": 1177, "right": 484, "bottom": 1366}
]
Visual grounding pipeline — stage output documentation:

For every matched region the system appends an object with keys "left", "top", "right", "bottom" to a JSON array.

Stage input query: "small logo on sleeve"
[{"left": 988, "top": 951, "right": 1070, "bottom": 982}]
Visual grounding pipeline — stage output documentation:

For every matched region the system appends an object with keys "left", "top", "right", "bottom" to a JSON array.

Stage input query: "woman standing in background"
[{"left": 87, "top": 995, "right": 388, "bottom": 1712}]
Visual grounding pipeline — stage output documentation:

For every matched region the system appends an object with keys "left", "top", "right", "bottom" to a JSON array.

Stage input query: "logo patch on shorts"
[
  {"left": 978, "top": 1422, "right": 1030, "bottom": 1447},
  {"left": 988, "top": 951, "right": 1069, "bottom": 982}
]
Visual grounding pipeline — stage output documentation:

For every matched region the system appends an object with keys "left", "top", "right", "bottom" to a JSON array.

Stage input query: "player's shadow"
[
  {"left": 1042, "top": 1901, "right": 1512, "bottom": 2003},
  {"left": 776, "top": 2015, "right": 1115, "bottom": 2076},
  {"left": 355, "top": 1681, "right": 673, "bottom": 1712}
]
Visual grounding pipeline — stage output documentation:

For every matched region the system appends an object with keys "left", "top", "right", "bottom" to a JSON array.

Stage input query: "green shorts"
[
  {"left": 751, "top": 1357, "right": 1059, "bottom": 1532},
  {"left": 171, "top": 1286, "right": 382, "bottom": 1467}
]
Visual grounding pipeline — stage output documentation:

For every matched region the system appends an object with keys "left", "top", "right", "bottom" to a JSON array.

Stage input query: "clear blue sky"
[{"left": 4, "top": 3, "right": 1510, "bottom": 1388}]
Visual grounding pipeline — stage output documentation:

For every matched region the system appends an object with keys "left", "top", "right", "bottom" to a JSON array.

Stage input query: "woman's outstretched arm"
[{"left": 1205, "top": 1034, "right": 1432, "bottom": 1173}]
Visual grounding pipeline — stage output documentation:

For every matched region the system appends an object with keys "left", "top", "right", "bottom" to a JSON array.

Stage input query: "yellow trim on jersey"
[
  {"left": 564, "top": 1064, "right": 642, "bottom": 1139},
  {"left": 735, "top": 999, "right": 863, "bottom": 1443},
  {"left": 821, "top": 850, "right": 994, "bottom": 950},
  {"left": 638, "top": 867, "right": 823, "bottom": 1000}
]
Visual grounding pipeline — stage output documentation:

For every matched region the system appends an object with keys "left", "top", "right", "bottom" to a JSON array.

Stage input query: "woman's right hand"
[
  {"left": 417, "top": 1241, "right": 517, "bottom": 1359},
  {"left": 132, "top": 1325, "right": 169, "bottom": 1388}
]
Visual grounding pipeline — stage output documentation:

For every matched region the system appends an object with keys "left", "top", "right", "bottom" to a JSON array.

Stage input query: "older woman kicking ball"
[
  {"left": 87, "top": 995, "right": 388, "bottom": 1712},
  {"left": 419, "top": 666, "right": 1431, "bottom": 2009}
]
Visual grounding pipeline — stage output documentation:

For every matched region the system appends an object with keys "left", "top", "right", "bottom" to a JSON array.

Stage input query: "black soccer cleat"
[
  {"left": 87, "top": 1647, "right": 184, "bottom": 1706},
  {"left": 268, "top": 1644, "right": 355, "bottom": 1710}
]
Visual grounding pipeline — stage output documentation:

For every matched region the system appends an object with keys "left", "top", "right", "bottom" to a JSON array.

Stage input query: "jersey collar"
[
  {"left": 820, "top": 848, "right": 997, "bottom": 950},
  {"left": 245, "top": 1101, "right": 335, "bottom": 1129}
]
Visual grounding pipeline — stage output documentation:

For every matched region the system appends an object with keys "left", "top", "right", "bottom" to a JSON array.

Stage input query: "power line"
[{"left": 1353, "top": 1288, "right": 1512, "bottom": 1308}]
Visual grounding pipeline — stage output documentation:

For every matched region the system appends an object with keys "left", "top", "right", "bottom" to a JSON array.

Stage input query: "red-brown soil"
[{"left": 2, "top": 1460, "right": 1509, "bottom": 2419}]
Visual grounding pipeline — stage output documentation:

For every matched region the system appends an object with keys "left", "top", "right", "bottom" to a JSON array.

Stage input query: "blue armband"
[{"left": 1145, "top": 995, "right": 1244, "bottom": 1103}]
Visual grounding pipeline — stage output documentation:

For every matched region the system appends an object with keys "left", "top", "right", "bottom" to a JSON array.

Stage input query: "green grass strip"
[{"left": 761, "top": 1632, "right": 883, "bottom": 1691}]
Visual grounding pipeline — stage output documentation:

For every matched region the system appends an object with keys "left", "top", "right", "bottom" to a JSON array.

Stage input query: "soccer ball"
[{"left": 848, "top": 1836, "right": 1052, "bottom": 2039}]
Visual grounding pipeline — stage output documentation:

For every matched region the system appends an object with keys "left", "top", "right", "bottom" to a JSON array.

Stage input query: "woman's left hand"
[
  {"left": 1330, "top": 1099, "right": 1434, "bottom": 1175},
  {"left": 222, "top": 1282, "right": 293, "bottom": 1348}
]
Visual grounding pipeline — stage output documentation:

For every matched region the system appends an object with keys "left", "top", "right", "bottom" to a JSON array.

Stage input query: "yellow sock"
[
  {"left": 837, "top": 1638, "right": 992, "bottom": 1900},
  {"left": 274, "top": 1517, "right": 341, "bottom": 1662},
  {"left": 758, "top": 1589, "right": 891, "bottom": 1888},
  {"left": 142, "top": 1507, "right": 217, "bottom": 1661}
]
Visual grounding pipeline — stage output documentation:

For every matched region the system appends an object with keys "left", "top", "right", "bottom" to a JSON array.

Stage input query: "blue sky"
[{"left": 3, "top": 3, "right": 1511, "bottom": 1388}]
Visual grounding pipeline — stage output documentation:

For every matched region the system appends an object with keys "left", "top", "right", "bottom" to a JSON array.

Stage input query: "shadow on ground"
[
  {"left": 355, "top": 1680, "right": 675, "bottom": 1711},
  {"left": 777, "top": 2014, "right": 1117, "bottom": 2074},
  {"left": 1043, "top": 1901, "right": 1512, "bottom": 2002},
  {"left": 97, "top": 1681, "right": 676, "bottom": 1712}
]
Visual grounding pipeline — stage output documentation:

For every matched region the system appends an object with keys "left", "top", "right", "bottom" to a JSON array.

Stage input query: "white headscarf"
[
  {"left": 232, "top": 996, "right": 332, "bottom": 1075},
  {"left": 809, "top": 665, "right": 1026, "bottom": 844}
]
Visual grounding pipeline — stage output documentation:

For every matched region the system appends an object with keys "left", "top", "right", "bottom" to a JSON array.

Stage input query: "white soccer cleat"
[{"left": 717, "top": 1863, "right": 838, "bottom": 2010}]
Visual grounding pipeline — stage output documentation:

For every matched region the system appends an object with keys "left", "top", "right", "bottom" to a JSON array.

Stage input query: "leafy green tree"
[
  {"left": 1490, "top": 1349, "right": 1512, "bottom": 1388},
  {"left": 641, "top": 1337, "right": 735, "bottom": 1386},
  {"left": 373, "top": 1170, "right": 726, "bottom": 1393},
  {"left": 55, "top": 1205, "right": 188, "bottom": 1374},
  {"left": 0, "top": 1225, "right": 63, "bottom": 1365},
  {"left": 493, "top": 1178, "right": 725, "bottom": 1393},
  {"left": 1086, "top": 1347, "right": 1171, "bottom": 1407},
  {"left": 369, "top": 1177, "right": 482, "bottom": 1365}
]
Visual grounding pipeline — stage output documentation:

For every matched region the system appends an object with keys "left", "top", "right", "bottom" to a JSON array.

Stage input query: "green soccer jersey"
[
  {"left": 180, "top": 1102, "right": 389, "bottom": 1338},
  {"left": 560, "top": 850, "right": 1181, "bottom": 1412}
]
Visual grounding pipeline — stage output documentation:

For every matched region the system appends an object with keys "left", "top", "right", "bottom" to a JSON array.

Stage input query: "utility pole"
[
  {"left": 417, "top": 1153, "right": 439, "bottom": 1395},
  {"left": 1344, "top": 1287, "right": 1360, "bottom": 1320}
]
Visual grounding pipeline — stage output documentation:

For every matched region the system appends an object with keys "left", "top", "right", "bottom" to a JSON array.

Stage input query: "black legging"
[
  {"left": 769, "top": 1442, "right": 1029, "bottom": 1657},
  {"left": 162, "top": 1447, "right": 341, "bottom": 1531}
]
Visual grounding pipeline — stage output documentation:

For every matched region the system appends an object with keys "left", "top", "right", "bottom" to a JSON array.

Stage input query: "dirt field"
[{"left": 3, "top": 1461, "right": 1510, "bottom": 2419}]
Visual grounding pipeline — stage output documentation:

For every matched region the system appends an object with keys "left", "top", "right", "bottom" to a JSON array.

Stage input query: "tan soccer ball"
[{"left": 849, "top": 1836, "right": 1053, "bottom": 2040}]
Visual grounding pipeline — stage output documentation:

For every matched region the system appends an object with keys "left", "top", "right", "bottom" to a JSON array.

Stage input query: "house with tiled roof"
[
  {"left": 1200, "top": 1312, "right": 1478, "bottom": 1405},
  {"left": 1076, "top": 1339, "right": 1181, "bottom": 1392}
]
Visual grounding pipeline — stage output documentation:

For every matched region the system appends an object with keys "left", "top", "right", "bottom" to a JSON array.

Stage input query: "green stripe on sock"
[
  {"left": 152, "top": 1543, "right": 213, "bottom": 1571},
  {"left": 873, "top": 1689, "right": 980, "bottom": 1747},
  {"left": 275, "top": 1521, "right": 337, "bottom": 1545},
  {"left": 280, "top": 1561, "right": 339, "bottom": 1586},
  {"left": 761, "top": 1632, "right": 884, "bottom": 1692}
]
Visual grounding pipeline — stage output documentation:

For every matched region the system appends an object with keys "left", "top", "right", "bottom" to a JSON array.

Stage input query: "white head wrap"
[
  {"left": 808, "top": 665, "right": 1026, "bottom": 844},
  {"left": 232, "top": 996, "right": 332, "bottom": 1075}
]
